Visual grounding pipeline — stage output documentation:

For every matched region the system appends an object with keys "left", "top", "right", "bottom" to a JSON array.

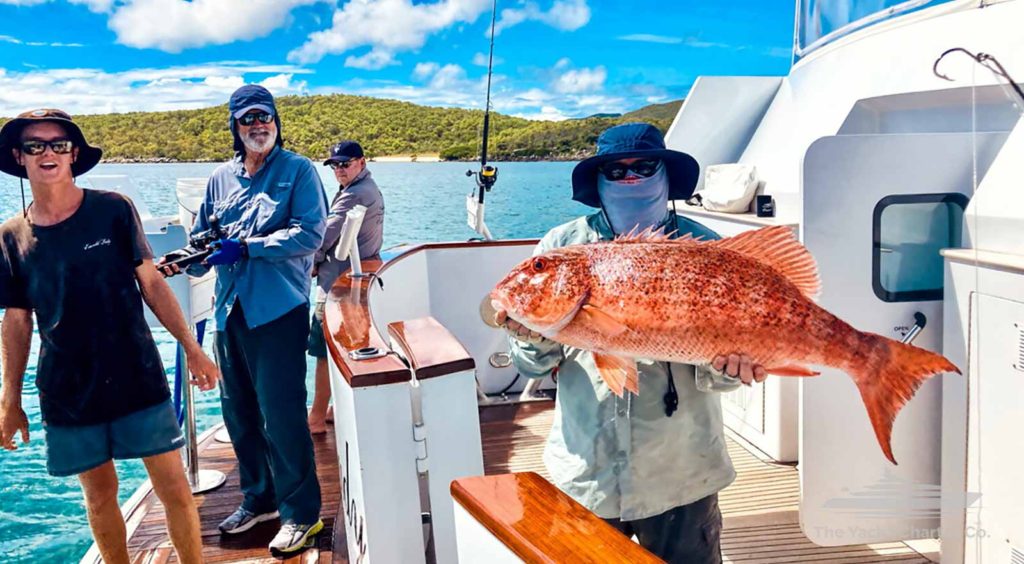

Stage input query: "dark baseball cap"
[
  {"left": 229, "top": 84, "right": 276, "bottom": 120},
  {"left": 323, "top": 140, "right": 364, "bottom": 166}
]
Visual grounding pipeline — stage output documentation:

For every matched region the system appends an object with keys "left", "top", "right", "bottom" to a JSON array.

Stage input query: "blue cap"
[
  {"left": 323, "top": 140, "right": 364, "bottom": 165},
  {"left": 570, "top": 122, "right": 699, "bottom": 208},
  {"left": 229, "top": 84, "right": 277, "bottom": 120}
]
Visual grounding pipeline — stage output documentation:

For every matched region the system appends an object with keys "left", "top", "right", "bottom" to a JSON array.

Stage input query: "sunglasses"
[
  {"left": 329, "top": 160, "right": 360, "bottom": 170},
  {"left": 237, "top": 112, "right": 274, "bottom": 126},
  {"left": 20, "top": 139, "right": 74, "bottom": 156},
  {"left": 599, "top": 159, "right": 661, "bottom": 181}
]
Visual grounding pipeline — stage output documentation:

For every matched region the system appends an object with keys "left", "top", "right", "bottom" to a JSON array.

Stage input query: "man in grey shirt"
[{"left": 307, "top": 140, "right": 384, "bottom": 433}]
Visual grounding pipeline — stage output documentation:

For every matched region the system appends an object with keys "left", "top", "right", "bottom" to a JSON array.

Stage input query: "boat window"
[
  {"left": 872, "top": 193, "right": 968, "bottom": 302},
  {"left": 796, "top": 0, "right": 953, "bottom": 59}
]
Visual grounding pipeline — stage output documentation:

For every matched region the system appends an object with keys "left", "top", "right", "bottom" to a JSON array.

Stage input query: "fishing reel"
[
  {"left": 159, "top": 215, "right": 225, "bottom": 275},
  {"left": 466, "top": 164, "right": 498, "bottom": 192}
]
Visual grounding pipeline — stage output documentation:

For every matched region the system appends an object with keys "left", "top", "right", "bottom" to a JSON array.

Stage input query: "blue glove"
[{"left": 205, "top": 238, "right": 247, "bottom": 266}]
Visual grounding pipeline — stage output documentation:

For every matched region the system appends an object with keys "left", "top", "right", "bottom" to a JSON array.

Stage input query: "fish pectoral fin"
[
  {"left": 765, "top": 364, "right": 820, "bottom": 377},
  {"left": 579, "top": 304, "right": 629, "bottom": 338},
  {"left": 593, "top": 353, "right": 639, "bottom": 397}
]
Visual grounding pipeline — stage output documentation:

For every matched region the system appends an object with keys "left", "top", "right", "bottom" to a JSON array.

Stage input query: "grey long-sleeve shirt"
[{"left": 315, "top": 168, "right": 384, "bottom": 294}]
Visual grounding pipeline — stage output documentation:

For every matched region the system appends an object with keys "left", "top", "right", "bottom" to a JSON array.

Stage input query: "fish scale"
[{"left": 489, "top": 226, "right": 960, "bottom": 464}]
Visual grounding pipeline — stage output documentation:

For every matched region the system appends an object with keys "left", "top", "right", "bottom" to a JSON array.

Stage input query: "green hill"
[
  {"left": 622, "top": 100, "right": 683, "bottom": 123},
  {"left": 1, "top": 95, "right": 682, "bottom": 163}
]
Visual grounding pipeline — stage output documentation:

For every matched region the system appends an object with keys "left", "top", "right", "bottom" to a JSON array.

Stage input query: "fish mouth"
[
  {"left": 478, "top": 291, "right": 587, "bottom": 337},
  {"left": 479, "top": 295, "right": 504, "bottom": 328}
]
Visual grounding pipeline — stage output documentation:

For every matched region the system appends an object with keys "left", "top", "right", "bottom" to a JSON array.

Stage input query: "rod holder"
[{"left": 180, "top": 327, "right": 226, "bottom": 495}]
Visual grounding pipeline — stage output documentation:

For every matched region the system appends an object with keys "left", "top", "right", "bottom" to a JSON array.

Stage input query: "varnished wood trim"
[
  {"left": 451, "top": 472, "right": 661, "bottom": 563},
  {"left": 387, "top": 317, "right": 475, "bottom": 380},
  {"left": 325, "top": 240, "right": 537, "bottom": 389},
  {"left": 323, "top": 257, "right": 411, "bottom": 388}
]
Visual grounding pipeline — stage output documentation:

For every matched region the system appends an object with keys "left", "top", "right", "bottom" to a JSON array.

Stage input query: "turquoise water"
[{"left": 0, "top": 161, "right": 589, "bottom": 563}]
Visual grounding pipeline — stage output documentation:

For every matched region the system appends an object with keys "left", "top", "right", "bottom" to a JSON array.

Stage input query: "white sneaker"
[
  {"left": 268, "top": 519, "right": 324, "bottom": 553},
  {"left": 218, "top": 507, "right": 279, "bottom": 535}
]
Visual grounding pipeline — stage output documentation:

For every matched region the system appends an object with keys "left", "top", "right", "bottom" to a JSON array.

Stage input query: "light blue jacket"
[
  {"left": 509, "top": 211, "right": 742, "bottom": 521},
  {"left": 188, "top": 146, "right": 327, "bottom": 329}
]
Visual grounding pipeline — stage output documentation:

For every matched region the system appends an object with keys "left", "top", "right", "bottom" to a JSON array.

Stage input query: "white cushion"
[{"left": 700, "top": 164, "right": 759, "bottom": 213}]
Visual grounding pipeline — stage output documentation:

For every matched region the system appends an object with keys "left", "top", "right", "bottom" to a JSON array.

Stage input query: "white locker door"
[{"left": 799, "top": 131, "right": 1006, "bottom": 546}]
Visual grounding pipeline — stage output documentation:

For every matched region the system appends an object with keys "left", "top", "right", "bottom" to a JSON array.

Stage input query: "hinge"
[{"left": 413, "top": 423, "right": 428, "bottom": 474}]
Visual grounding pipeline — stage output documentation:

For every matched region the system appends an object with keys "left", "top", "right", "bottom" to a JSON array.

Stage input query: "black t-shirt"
[{"left": 0, "top": 189, "right": 169, "bottom": 426}]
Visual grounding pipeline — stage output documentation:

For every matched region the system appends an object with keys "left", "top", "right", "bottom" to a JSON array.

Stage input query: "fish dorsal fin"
[
  {"left": 712, "top": 226, "right": 821, "bottom": 300},
  {"left": 612, "top": 226, "right": 703, "bottom": 244}
]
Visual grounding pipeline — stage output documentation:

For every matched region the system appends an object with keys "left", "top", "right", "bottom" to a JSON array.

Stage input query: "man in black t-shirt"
[{"left": 0, "top": 109, "right": 220, "bottom": 564}]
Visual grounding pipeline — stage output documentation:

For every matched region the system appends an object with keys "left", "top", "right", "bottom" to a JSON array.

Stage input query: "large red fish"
[{"left": 487, "top": 226, "right": 959, "bottom": 464}]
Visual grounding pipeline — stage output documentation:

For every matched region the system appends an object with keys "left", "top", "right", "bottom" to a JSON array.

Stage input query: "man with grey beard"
[{"left": 158, "top": 85, "right": 327, "bottom": 555}]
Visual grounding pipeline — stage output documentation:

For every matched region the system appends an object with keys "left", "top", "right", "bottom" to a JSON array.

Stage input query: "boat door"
[{"left": 799, "top": 130, "right": 1008, "bottom": 545}]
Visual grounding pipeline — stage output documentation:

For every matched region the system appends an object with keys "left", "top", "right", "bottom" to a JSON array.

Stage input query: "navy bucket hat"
[
  {"left": 0, "top": 108, "right": 103, "bottom": 179},
  {"left": 571, "top": 122, "right": 699, "bottom": 208}
]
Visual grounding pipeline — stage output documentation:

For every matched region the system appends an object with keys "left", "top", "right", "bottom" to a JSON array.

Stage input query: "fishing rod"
[{"left": 466, "top": 0, "right": 499, "bottom": 240}]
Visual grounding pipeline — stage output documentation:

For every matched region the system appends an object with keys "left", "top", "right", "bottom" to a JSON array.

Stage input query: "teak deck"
[{"left": 101, "top": 401, "right": 937, "bottom": 563}]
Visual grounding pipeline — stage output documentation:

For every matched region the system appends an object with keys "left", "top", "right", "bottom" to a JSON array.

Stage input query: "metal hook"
[{"left": 933, "top": 47, "right": 1024, "bottom": 106}]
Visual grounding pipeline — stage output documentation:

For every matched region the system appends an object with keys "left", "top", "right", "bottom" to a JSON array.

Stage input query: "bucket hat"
[
  {"left": 571, "top": 122, "right": 698, "bottom": 208},
  {"left": 0, "top": 108, "right": 102, "bottom": 179}
]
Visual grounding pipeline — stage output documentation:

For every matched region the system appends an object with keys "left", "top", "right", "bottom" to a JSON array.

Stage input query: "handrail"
[{"left": 451, "top": 472, "right": 662, "bottom": 563}]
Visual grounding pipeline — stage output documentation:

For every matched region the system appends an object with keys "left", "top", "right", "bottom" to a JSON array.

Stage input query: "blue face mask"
[{"left": 597, "top": 162, "right": 669, "bottom": 234}]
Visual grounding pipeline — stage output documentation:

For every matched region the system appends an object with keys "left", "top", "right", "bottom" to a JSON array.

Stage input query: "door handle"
[{"left": 901, "top": 312, "right": 927, "bottom": 345}]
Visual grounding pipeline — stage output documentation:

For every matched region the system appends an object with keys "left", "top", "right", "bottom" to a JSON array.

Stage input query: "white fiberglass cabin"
[
  {"left": 665, "top": 0, "right": 1024, "bottom": 562},
  {"left": 92, "top": 1, "right": 1023, "bottom": 563}
]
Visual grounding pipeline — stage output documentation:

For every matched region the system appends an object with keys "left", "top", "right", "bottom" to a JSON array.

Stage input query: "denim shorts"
[
  {"left": 43, "top": 399, "right": 185, "bottom": 477},
  {"left": 307, "top": 303, "right": 328, "bottom": 359}
]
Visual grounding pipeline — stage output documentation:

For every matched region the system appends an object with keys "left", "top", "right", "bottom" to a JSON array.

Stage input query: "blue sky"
[{"left": 0, "top": 0, "right": 794, "bottom": 120}]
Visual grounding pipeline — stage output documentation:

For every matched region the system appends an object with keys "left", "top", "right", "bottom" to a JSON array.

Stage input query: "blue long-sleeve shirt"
[{"left": 188, "top": 146, "right": 327, "bottom": 329}]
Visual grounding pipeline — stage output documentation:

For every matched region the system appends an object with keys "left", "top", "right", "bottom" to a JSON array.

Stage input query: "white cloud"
[
  {"left": 203, "top": 75, "right": 244, "bottom": 89},
  {"left": 290, "top": 0, "right": 588, "bottom": 66},
  {"left": 618, "top": 34, "right": 682, "bottom": 45},
  {"left": 259, "top": 73, "right": 296, "bottom": 91},
  {"left": 69, "top": 0, "right": 115, "bottom": 11},
  {"left": 494, "top": 0, "right": 590, "bottom": 35},
  {"left": 331, "top": 64, "right": 627, "bottom": 122},
  {"left": 471, "top": 52, "right": 503, "bottom": 67},
  {"left": 108, "top": 0, "right": 322, "bottom": 53},
  {"left": 0, "top": 62, "right": 310, "bottom": 116},
  {"left": 0, "top": 34, "right": 84, "bottom": 47},
  {"left": 551, "top": 63, "right": 605, "bottom": 94},
  {"left": 427, "top": 64, "right": 467, "bottom": 89},
  {"left": 289, "top": 0, "right": 491, "bottom": 65},
  {"left": 514, "top": 105, "right": 570, "bottom": 121},
  {"left": 0, "top": 0, "right": 112, "bottom": 10},
  {"left": 413, "top": 62, "right": 441, "bottom": 80},
  {"left": 345, "top": 49, "right": 398, "bottom": 70}
]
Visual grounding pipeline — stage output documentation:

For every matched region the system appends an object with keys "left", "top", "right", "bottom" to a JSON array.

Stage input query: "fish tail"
[{"left": 847, "top": 333, "right": 960, "bottom": 465}]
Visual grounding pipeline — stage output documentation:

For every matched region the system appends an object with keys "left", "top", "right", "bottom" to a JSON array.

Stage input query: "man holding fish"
[
  {"left": 485, "top": 123, "right": 958, "bottom": 562},
  {"left": 486, "top": 123, "right": 765, "bottom": 563}
]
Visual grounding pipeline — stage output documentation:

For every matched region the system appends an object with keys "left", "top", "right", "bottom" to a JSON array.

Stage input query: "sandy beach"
[{"left": 370, "top": 153, "right": 442, "bottom": 163}]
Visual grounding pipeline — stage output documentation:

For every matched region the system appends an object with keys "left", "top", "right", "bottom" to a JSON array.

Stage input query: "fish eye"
[{"left": 532, "top": 258, "right": 547, "bottom": 272}]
